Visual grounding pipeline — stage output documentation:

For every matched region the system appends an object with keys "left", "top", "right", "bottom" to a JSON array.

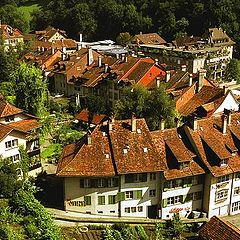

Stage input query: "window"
[
  {"left": 84, "top": 196, "right": 91, "bottom": 205},
  {"left": 5, "top": 139, "right": 18, "bottom": 149},
  {"left": 149, "top": 173, "right": 156, "bottom": 181},
  {"left": 232, "top": 201, "right": 240, "bottom": 212},
  {"left": 107, "top": 178, "right": 118, "bottom": 187},
  {"left": 234, "top": 187, "right": 240, "bottom": 196},
  {"left": 183, "top": 177, "right": 192, "bottom": 187},
  {"left": 186, "top": 191, "right": 202, "bottom": 202},
  {"left": 220, "top": 159, "right": 228, "bottom": 167},
  {"left": 108, "top": 195, "right": 116, "bottom": 204},
  {"left": 216, "top": 189, "right": 228, "bottom": 202},
  {"left": 131, "top": 207, "right": 136, "bottom": 213},
  {"left": 235, "top": 172, "right": 240, "bottom": 180},
  {"left": 125, "top": 207, "right": 130, "bottom": 213},
  {"left": 12, "top": 154, "right": 20, "bottom": 163},
  {"left": 97, "top": 179, "right": 104, "bottom": 187},
  {"left": 98, "top": 196, "right": 105, "bottom": 205},
  {"left": 167, "top": 196, "right": 182, "bottom": 206},
  {"left": 125, "top": 173, "right": 147, "bottom": 183},
  {"left": 217, "top": 175, "right": 230, "bottom": 183},
  {"left": 5, "top": 116, "right": 14, "bottom": 122},
  {"left": 179, "top": 162, "right": 189, "bottom": 169},
  {"left": 149, "top": 189, "right": 156, "bottom": 197},
  {"left": 16, "top": 168, "right": 23, "bottom": 177},
  {"left": 125, "top": 191, "right": 133, "bottom": 199},
  {"left": 175, "top": 179, "right": 183, "bottom": 188},
  {"left": 138, "top": 206, "right": 143, "bottom": 212},
  {"left": 143, "top": 147, "right": 148, "bottom": 153}
]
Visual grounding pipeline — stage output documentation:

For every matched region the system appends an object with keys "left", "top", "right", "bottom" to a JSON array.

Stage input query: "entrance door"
[{"left": 147, "top": 205, "right": 158, "bottom": 219}]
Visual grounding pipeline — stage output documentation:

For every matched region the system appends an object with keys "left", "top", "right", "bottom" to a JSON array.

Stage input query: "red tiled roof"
[
  {"left": 57, "top": 125, "right": 116, "bottom": 177},
  {"left": 0, "top": 123, "right": 13, "bottom": 141},
  {"left": 134, "top": 33, "right": 166, "bottom": 45},
  {"left": 0, "top": 100, "right": 23, "bottom": 118},
  {"left": 75, "top": 109, "right": 108, "bottom": 125},
  {"left": 184, "top": 112, "right": 240, "bottom": 177},
  {"left": 151, "top": 128, "right": 204, "bottom": 180},
  {"left": 0, "top": 24, "right": 23, "bottom": 39},
  {"left": 8, "top": 119, "right": 41, "bottom": 132},
  {"left": 57, "top": 118, "right": 167, "bottom": 177},
  {"left": 179, "top": 86, "right": 224, "bottom": 117},
  {"left": 199, "top": 216, "right": 240, "bottom": 240}
]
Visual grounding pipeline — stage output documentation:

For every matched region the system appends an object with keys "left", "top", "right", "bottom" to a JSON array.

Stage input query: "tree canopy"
[{"left": 114, "top": 85, "right": 178, "bottom": 130}]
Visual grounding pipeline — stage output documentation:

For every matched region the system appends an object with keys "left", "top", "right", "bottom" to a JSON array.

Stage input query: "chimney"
[
  {"left": 104, "top": 63, "right": 108, "bottom": 73},
  {"left": 223, "top": 85, "right": 228, "bottom": 95},
  {"left": 41, "top": 47, "right": 45, "bottom": 52},
  {"left": 116, "top": 54, "right": 119, "bottom": 59},
  {"left": 192, "top": 115, "right": 198, "bottom": 131},
  {"left": 121, "top": 54, "right": 125, "bottom": 61},
  {"left": 51, "top": 47, "right": 55, "bottom": 55},
  {"left": 109, "top": 114, "right": 115, "bottom": 131},
  {"left": 224, "top": 108, "right": 232, "bottom": 125},
  {"left": 165, "top": 70, "right": 171, "bottom": 82},
  {"left": 87, "top": 131, "right": 92, "bottom": 145},
  {"left": 62, "top": 52, "right": 66, "bottom": 61},
  {"left": 160, "top": 118, "right": 165, "bottom": 130},
  {"left": 88, "top": 48, "right": 94, "bottom": 66},
  {"left": 222, "top": 114, "right": 227, "bottom": 134},
  {"left": 197, "top": 69, "right": 207, "bottom": 92},
  {"left": 155, "top": 58, "right": 159, "bottom": 65},
  {"left": 181, "top": 65, "right": 187, "bottom": 72},
  {"left": 62, "top": 46, "right": 66, "bottom": 53},
  {"left": 131, "top": 114, "right": 136, "bottom": 132},
  {"left": 189, "top": 73, "right": 193, "bottom": 86},
  {"left": 79, "top": 33, "right": 83, "bottom": 43},
  {"left": 156, "top": 77, "right": 161, "bottom": 88},
  {"left": 37, "top": 46, "right": 41, "bottom": 52},
  {"left": 125, "top": 56, "right": 128, "bottom": 62},
  {"left": 140, "top": 32, "right": 142, "bottom": 35},
  {"left": 98, "top": 56, "right": 102, "bottom": 67},
  {"left": 77, "top": 43, "right": 81, "bottom": 51}
]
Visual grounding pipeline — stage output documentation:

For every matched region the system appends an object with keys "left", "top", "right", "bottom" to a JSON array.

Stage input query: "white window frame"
[
  {"left": 234, "top": 187, "right": 240, "bottom": 196},
  {"left": 217, "top": 175, "right": 230, "bottom": 183},
  {"left": 149, "top": 189, "right": 156, "bottom": 197},
  {"left": 216, "top": 189, "right": 228, "bottom": 202},
  {"left": 125, "top": 191, "right": 133, "bottom": 200}
]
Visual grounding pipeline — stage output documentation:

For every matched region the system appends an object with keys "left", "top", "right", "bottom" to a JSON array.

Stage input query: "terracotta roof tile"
[
  {"left": 0, "top": 24, "right": 23, "bottom": 39},
  {"left": 8, "top": 119, "right": 41, "bottom": 132},
  {"left": 75, "top": 109, "right": 108, "bottom": 125},
  {"left": 0, "top": 123, "right": 13, "bottom": 141},
  {"left": 0, "top": 100, "right": 23, "bottom": 118},
  {"left": 134, "top": 33, "right": 166, "bottom": 45},
  {"left": 199, "top": 216, "right": 240, "bottom": 240}
]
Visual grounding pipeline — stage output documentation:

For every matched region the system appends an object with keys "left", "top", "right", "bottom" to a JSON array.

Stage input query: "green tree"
[
  {"left": 15, "top": 63, "right": 47, "bottom": 117},
  {"left": 166, "top": 214, "right": 186, "bottom": 239},
  {"left": 19, "top": 145, "right": 30, "bottom": 180},
  {"left": 224, "top": 58, "right": 240, "bottom": 83},
  {"left": 116, "top": 32, "right": 132, "bottom": 46},
  {"left": 114, "top": 85, "right": 177, "bottom": 130}
]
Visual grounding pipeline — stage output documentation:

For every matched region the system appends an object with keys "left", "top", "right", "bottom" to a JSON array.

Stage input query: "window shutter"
[
  {"left": 180, "top": 195, "right": 185, "bottom": 204},
  {"left": 80, "top": 179, "right": 84, "bottom": 188},
  {"left": 182, "top": 194, "right": 188, "bottom": 203},
  {"left": 162, "top": 199, "right": 168, "bottom": 208},
  {"left": 142, "top": 174, "right": 147, "bottom": 182},
  {"left": 133, "top": 190, "right": 142, "bottom": 199},
  {"left": 84, "top": 196, "right": 91, "bottom": 205},
  {"left": 117, "top": 192, "right": 125, "bottom": 202}
]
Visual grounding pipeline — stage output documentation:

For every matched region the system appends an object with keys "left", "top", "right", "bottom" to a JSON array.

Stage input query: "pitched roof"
[
  {"left": 134, "top": 33, "right": 166, "bottom": 45},
  {"left": 0, "top": 99, "right": 23, "bottom": 118},
  {"left": 179, "top": 86, "right": 224, "bottom": 117},
  {"left": 36, "top": 27, "right": 67, "bottom": 41},
  {"left": 57, "top": 118, "right": 167, "bottom": 177},
  {"left": 172, "top": 36, "right": 201, "bottom": 48},
  {"left": 75, "top": 109, "right": 108, "bottom": 125},
  {"left": 199, "top": 216, "right": 240, "bottom": 240},
  {"left": 184, "top": 112, "right": 240, "bottom": 177},
  {"left": 151, "top": 128, "right": 204, "bottom": 180},
  {"left": 8, "top": 119, "right": 41, "bottom": 132},
  {"left": 0, "top": 123, "right": 13, "bottom": 141},
  {"left": 0, "top": 24, "right": 23, "bottom": 39},
  {"left": 209, "top": 28, "right": 235, "bottom": 46}
]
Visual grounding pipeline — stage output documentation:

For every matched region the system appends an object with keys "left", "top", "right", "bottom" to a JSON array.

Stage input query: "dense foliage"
[{"left": 114, "top": 85, "right": 178, "bottom": 130}]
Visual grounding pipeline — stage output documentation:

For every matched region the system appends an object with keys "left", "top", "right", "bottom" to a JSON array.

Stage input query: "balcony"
[{"left": 27, "top": 147, "right": 40, "bottom": 157}]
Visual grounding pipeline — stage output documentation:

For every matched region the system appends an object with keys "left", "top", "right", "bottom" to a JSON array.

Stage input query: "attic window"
[
  {"left": 220, "top": 159, "right": 228, "bottom": 167},
  {"left": 143, "top": 147, "right": 148, "bottom": 153},
  {"left": 105, "top": 154, "right": 110, "bottom": 159},
  {"left": 137, "top": 128, "right": 141, "bottom": 134},
  {"left": 102, "top": 132, "right": 106, "bottom": 137},
  {"left": 123, "top": 149, "right": 128, "bottom": 154},
  {"left": 179, "top": 162, "right": 189, "bottom": 169}
]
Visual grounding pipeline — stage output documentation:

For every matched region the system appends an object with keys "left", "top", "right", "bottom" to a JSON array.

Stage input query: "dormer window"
[
  {"left": 123, "top": 149, "right": 128, "bottom": 154},
  {"left": 143, "top": 147, "right": 148, "bottom": 153},
  {"left": 137, "top": 128, "right": 141, "bottom": 134},
  {"left": 105, "top": 153, "right": 110, "bottom": 159},
  {"left": 179, "top": 162, "right": 189, "bottom": 170},
  {"left": 220, "top": 159, "right": 228, "bottom": 167},
  {"left": 5, "top": 116, "right": 14, "bottom": 122}
]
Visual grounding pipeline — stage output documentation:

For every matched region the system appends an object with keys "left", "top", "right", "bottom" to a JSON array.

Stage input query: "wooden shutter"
[
  {"left": 80, "top": 179, "right": 84, "bottom": 188},
  {"left": 133, "top": 190, "right": 142, "bottom": 199},
  {"left": 117, "top": 192, "right": 125, "bottom": 202},
  {"left": 162, "top": 199, "right": 168, "bottom": 208},
  {"left": 182, "top": 194, "right": 188, "bottom": 203}
]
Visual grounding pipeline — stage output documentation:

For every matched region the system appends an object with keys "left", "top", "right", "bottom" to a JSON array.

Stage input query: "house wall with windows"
[
  {"left": 120, "top": 173, "right": 160, "bottom": 218},
  {"left": 230, "top": 172, "right": 240, "bottom": 215},
  {"left": 0, "top": 113, "right": 29, "bottom": 124},
  {"left": 0, "top": 131, "right": 26, "bottom": 159},
  {"left": 207, "top": 174, "right": 233, "bottom": 218},
  {"left": 64, "top": 177, "right": 119, "bottom": 216},
  {"left": 161, "top": 176, "right": 203, "bottom": 219}
]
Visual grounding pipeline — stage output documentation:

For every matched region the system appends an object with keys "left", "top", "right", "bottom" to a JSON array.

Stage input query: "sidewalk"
[{"left": 48, "top": 208, "right": 208, "bottom": 225}]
